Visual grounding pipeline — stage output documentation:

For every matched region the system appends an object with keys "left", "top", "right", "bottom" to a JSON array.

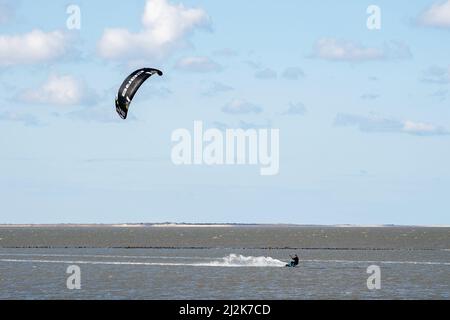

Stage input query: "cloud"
[
  {"left": 281, "top": 102, "right": 307, "bottom": 116},
  {"left": 222, "top": 99, "right": 263, "bottom": 114},
  {"left": 334, "top": 113, "right": 449, "bottom": 136},
  {"left": 418, "top": 0, "right": 450, "bottom": 28},
  {"left": 421, "top": 66, "right": 450, "bottom": 84},
  {"left": 175, "top": 56, "right": 221, "bottom": 72},
  {"left": 0, "top": 30, "right": 69, "bottom": 66},
  {"left": 311, "top": 38, "right": 411, "bottom": 62},
  {"left": 360, "top": 93, "right": 380, "bottom": 100},
  {"left": 282, "top": 67, "right": 305, "bottom": 80},
  {"left": 0, "top": 111, "right": 40, "bottom": 126},
  {"left": 19, "top": 74, "right": 97, "bottom": 106},
  {"left": 254, "top": 68, "right": 277, "bottom": 79},
  {"left": 202, "top": 81, "right": 233, "bottom": 96},
  {"left": 313, "top": 38, "right": 382, "bottom": 61},
  {"left": 97, "top": 0, "right": 210, "bottom": 60},
  {"left": 402, "top": 120, "right": 448, "bottom": 135}
]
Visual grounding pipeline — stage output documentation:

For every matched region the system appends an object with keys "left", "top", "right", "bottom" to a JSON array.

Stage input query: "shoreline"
[{"left": 0, "top": 223, "right": 449, "bottom": 228}]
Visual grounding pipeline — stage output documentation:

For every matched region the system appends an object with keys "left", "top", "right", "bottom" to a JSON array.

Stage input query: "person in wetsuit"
[{"left": 289, "top": 254, "right": 299, "bottom": 267}]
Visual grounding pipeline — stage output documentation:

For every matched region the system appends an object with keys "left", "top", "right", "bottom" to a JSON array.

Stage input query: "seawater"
[{"left": 0, "top": 226, "right": 448, "bottom": 299}]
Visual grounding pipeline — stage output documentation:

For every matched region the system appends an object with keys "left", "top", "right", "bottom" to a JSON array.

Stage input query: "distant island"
[{"left": 0, "top": 223, "right": 448, "bottom": 228}]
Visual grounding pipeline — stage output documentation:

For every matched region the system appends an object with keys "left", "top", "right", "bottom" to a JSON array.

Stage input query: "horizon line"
[{"left": 0, "top": 223, "right": 449, "bottom": 228}]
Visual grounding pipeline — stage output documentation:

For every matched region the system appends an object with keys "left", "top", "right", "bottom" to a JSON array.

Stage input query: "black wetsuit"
[{"left": 292, "top": 256, "right": 299, "bottom": 266}]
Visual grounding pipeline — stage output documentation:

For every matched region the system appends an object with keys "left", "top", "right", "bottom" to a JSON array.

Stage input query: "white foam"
[
  {"left": 203, "top": 254, "right": 286, "bottom": 267},
  {"left": 0, "top": 254, "right": 286, "bottom": 268}
]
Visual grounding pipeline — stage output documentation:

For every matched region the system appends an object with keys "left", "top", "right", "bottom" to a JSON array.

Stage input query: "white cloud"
[
  {"left": 312, "top": 38, "right": 411, "bottom": 62},
  {"left": 175, "top": 56, "right": 221, "bottom": 72},
  {"left": 313, "top": 38, "right": 383, "bottom": 61},
  {"left": 222, "top": 99, "right": 263, "bottom": 114},
  {"left": 402, "top": 120, "right": 444, "bottom": 135},
  {"left": 97, "top": 0, "right": 210, "bottom": 60},
  {"left": 335, "top": 113, "right": 449, "bottom": 136},
  {"left": 19, "top": 74, "right": 97, "bottom": 106},
  {"left": 254, "top": 68, "right": 277, "bottom": 79},
  {"left": 0, "top": 30, "right": 69, "bottom": 66},
  {"left": 419, "top": 0, "right": 450, "bottom": 28}
]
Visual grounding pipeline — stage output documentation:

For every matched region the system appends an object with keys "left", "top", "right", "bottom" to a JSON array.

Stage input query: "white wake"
[
  {"left": 0, "top": 254, "right": 286, "bottom": 268},
  {"left": 198, "top": 254, "right": 286, "bottom": 267}
]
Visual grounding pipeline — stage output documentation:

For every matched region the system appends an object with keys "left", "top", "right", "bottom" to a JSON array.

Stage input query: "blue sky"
[{"left": 1, "top": 0, "right": 449, "bottom": 224}]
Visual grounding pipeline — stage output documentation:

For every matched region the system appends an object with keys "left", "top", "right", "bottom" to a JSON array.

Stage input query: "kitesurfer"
[{"left": 288, "top": 254, "right": 299, "bottom": 267}]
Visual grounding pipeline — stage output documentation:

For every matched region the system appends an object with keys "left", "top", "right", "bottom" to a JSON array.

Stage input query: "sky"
[{"left": 0, "top": 0, "right": 449, "bottom": 224}]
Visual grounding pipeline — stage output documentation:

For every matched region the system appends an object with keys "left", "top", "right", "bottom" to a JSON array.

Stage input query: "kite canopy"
[{"left": 115, "top": 68, "right": 163, "bottom": 119}]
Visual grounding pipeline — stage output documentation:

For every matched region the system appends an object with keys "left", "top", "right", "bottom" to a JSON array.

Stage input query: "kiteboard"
[{"left": 285, "top": 262, "right": 298, "bottom": 267}]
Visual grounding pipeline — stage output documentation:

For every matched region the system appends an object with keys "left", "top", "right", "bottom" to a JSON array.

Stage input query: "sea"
[{"left": 0, "top": 226, "right": 448, "bottom": 299}]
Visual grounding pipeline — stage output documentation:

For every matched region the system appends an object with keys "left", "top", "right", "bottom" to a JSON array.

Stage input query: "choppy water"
[{"left": 0, "top": 227, "right": 449, "bottom": 299}]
